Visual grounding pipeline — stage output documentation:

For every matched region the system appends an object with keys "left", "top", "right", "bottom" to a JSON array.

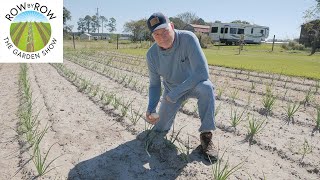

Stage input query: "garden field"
[{"left": 0, "top": 41, "right": 319, "bottom": 179}]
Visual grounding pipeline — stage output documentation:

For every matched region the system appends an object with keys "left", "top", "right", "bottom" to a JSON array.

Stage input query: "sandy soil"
[
  {"left": 0, "top": 64, "right": 23, "bottom": 179},
  {"left": 0, "top": 50, "right": 319, "bottom": 179}
]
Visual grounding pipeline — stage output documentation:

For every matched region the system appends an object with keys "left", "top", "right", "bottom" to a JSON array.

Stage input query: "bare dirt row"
[
  {"left": 1, "top": 50, "right": 319, "bottom": 179},
  {"left": 57, "top": 57, "right": 319, "bottom": 179}
]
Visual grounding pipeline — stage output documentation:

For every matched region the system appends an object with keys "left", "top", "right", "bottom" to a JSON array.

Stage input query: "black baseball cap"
[{"left": 147, "top": 12, "right": 170, "bottom": 33}]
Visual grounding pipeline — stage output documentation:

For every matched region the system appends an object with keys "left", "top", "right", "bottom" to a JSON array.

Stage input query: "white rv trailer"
[{"left": 209, "top": 23, "right": 269, "bottom": 45}]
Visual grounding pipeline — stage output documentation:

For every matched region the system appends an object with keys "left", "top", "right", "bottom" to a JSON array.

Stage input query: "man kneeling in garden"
[{"left": 145, "top": 12, "right": 217, "bottom": 160}]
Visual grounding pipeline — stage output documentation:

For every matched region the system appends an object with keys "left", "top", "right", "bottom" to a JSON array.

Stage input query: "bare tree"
[
  {"left": 231, "top": 20, "right": 251, "bottom": 24},
  {"left": 176, "top": 12, "right": 199, "bottom": 24},
  {"left": 169, "top": 17, "right": 186, "bottom": 29},
  {"left": 123, "top": 19, "right": 148, "bottom": 41}
]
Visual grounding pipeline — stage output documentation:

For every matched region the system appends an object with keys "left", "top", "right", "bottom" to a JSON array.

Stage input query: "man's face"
[{"left": 152, "top": 23, "right": 175, "bottom": 49}]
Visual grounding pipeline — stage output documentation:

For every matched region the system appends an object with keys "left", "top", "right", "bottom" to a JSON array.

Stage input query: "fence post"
[
  {"left": 117, "top": 34, "right": 119, "bottom": 49},
  {"left": 272, "top": 35, "right": 275, "bottom": 52},
  {"left": 72, "top": 33, "right": 76, "bottom": 49},
  {"left": 238, "top": 34, "right": 244, "bottom": 55}
]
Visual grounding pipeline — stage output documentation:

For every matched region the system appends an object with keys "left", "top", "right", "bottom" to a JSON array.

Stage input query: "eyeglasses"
[{"left": 152, "top": 29, "right": 169, "bottom": 38}]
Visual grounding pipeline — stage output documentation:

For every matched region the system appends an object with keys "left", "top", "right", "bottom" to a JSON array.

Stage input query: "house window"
[
  {"left": 237, "top": 29, "right": 244, "bottom": 34},
  {"left": 230, "top": 28, "right": 237, "bottom": 34},
  {"left": 211, "top": 27, "right": 218, "bottom": 33}
]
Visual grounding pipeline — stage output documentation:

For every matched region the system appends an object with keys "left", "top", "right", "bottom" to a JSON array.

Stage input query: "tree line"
[
  {"left": 63, "top": 2, "right": 319, "bottom": 54},
  {"left": 63, "top": 7, "right": 116, "bottom": 35},
  {"left": 77, "top": 15, "right": 116, "bottom": 34}
]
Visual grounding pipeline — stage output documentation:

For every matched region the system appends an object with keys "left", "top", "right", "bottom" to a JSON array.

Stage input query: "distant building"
[
  {"left": 89, "top": 33, "right": 110, "bottom": 40},
  {"left": 299, "top": 19, "right": 320, "bottom": 48},
  {"left": 80, "top": 33, "right": 92, "bottom": 40},
  {"left": 79, "top": 33, "right": 110, "bottom": 40},
  {"left": 184, "top": 24, "right": 210, "bottom": 34},
  {"left": 119, "top": 36, "right": 130, "bottom": 40},
  {"left": 77, "top": 32, "right": 131, "bottom": 41}
]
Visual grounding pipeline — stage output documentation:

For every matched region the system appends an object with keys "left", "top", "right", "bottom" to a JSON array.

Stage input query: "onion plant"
[
  {"left": 217, "top": 86, "right": 226, "bottom": 100},
  {"left": 246, "top": 94, "right": 252, "bottom": 107},
  {"left": 79, "top": 79, "right": 90, "bottom": 92},
  {"left": 302, "top": 88, "right": 313, "bottom": 107},
  {"left": 125, "top": 76, "right": 133, "bottom": 87},
  {"left": 112, "top": 96, "right": 121, "bottom": 110},
  {"left": 299, "top": 139, "right": 312, "bottom": 163},
  {"left": 247, "top": 116, "right": 266, "bottom": 145},
  {"left": 250, "top": 81, "right": 256, "bottom": 92},
  {"left": 130, "top": 106, "right": 143, "bottom": 126},
  {"left": 120, "top": 99, "right": 134, "bottom": 117},
  {"left": 262, "top": 92, "right": 276, "bottom": 117},
  {"left": 230, "top": 89, "right": 239, "bottom": 102},
  {"left": 32, "top": 143, "right": 61, "bottom": 176},
  {"left": 99, "top": 90, "right": 105, "bottom": 101},
  {"left": 91, "top": 84, "right": 100, "bottom": 97},
  {"left": 284, "top": 102, "right": 300, "bottom": 124},
  {"left": 313, "top": 106, "right": 320, "bottom": 131},
  {"left": 119, "top": 74, "right": 127, "bottom": 84},
  {"left": 175, "top": 136, "right": 190, "bottom": 162},
  {"left": 215, "top": 103, "right": 222, "bottom": 117},
  {"left": 104, "top": 93, "right": 114, "bottom": 105},
  {"left": 230, "top": 107, "right": 246, "bottom": 132},
  {"left": 209, "top": 149, "right": 245, "bottom": 180}
]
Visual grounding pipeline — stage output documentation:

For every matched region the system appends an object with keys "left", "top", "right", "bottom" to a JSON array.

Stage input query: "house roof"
[
  {"left": 189, "top": 24, "right": 210, "bottom": 29},
  {"left": 187, "top": 24, "right": 210, "bottom": 33},
  {"left": 81, "top": 33, "right": 92, "bottom": 36}
]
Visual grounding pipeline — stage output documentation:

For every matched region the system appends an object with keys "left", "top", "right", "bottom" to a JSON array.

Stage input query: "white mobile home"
[{"left": 209, "top": 23, "right": 269, "bottom": 45}]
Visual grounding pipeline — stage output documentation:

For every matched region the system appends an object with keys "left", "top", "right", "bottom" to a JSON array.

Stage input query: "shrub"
[
  {"left": 281, "top": 41, "right": 305, "bottom": 51},
  {"left": 195, "top": 32, "right": 211, "bottom": 48}
]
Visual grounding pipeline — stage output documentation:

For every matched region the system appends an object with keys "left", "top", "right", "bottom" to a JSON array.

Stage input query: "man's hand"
[{"left": 145, "top": 112, "right": 160, "bottom": 125}]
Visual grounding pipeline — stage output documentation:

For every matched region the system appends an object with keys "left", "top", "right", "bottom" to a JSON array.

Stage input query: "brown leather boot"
[{"left": 200, "top": 132, "right": 218, "bottom": 161}]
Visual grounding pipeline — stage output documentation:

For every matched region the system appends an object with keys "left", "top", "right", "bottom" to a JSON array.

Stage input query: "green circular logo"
[{"left": 10, "top": 10, "right": 51, "bottom": 52}]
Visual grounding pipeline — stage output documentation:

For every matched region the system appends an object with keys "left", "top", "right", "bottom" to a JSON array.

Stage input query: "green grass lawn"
[
  {"left": 64, "top": 40, "right": 320, "bottom": 80},
  {"left": 203, "top": 48, "right": 320, "bottom": 79}
]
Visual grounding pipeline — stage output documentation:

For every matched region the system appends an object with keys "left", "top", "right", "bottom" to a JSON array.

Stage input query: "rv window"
[
  {"left": 237, "top": 29, "right": 244, "bottom": 34},
  {"left": 230, "top": 28, "right": 237, "bottom": 34},
  {"left": 220, "top": 27, "right": 228, "bottom": 33},
  {"left": 260, "top": 30, "right": 264, "bottom": 35},
  {"left": 211, "top": 27, "right": 218, "bottom": 33},
  {"left": 251, "top": 28, "right": 254, "bottom": 34}
]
